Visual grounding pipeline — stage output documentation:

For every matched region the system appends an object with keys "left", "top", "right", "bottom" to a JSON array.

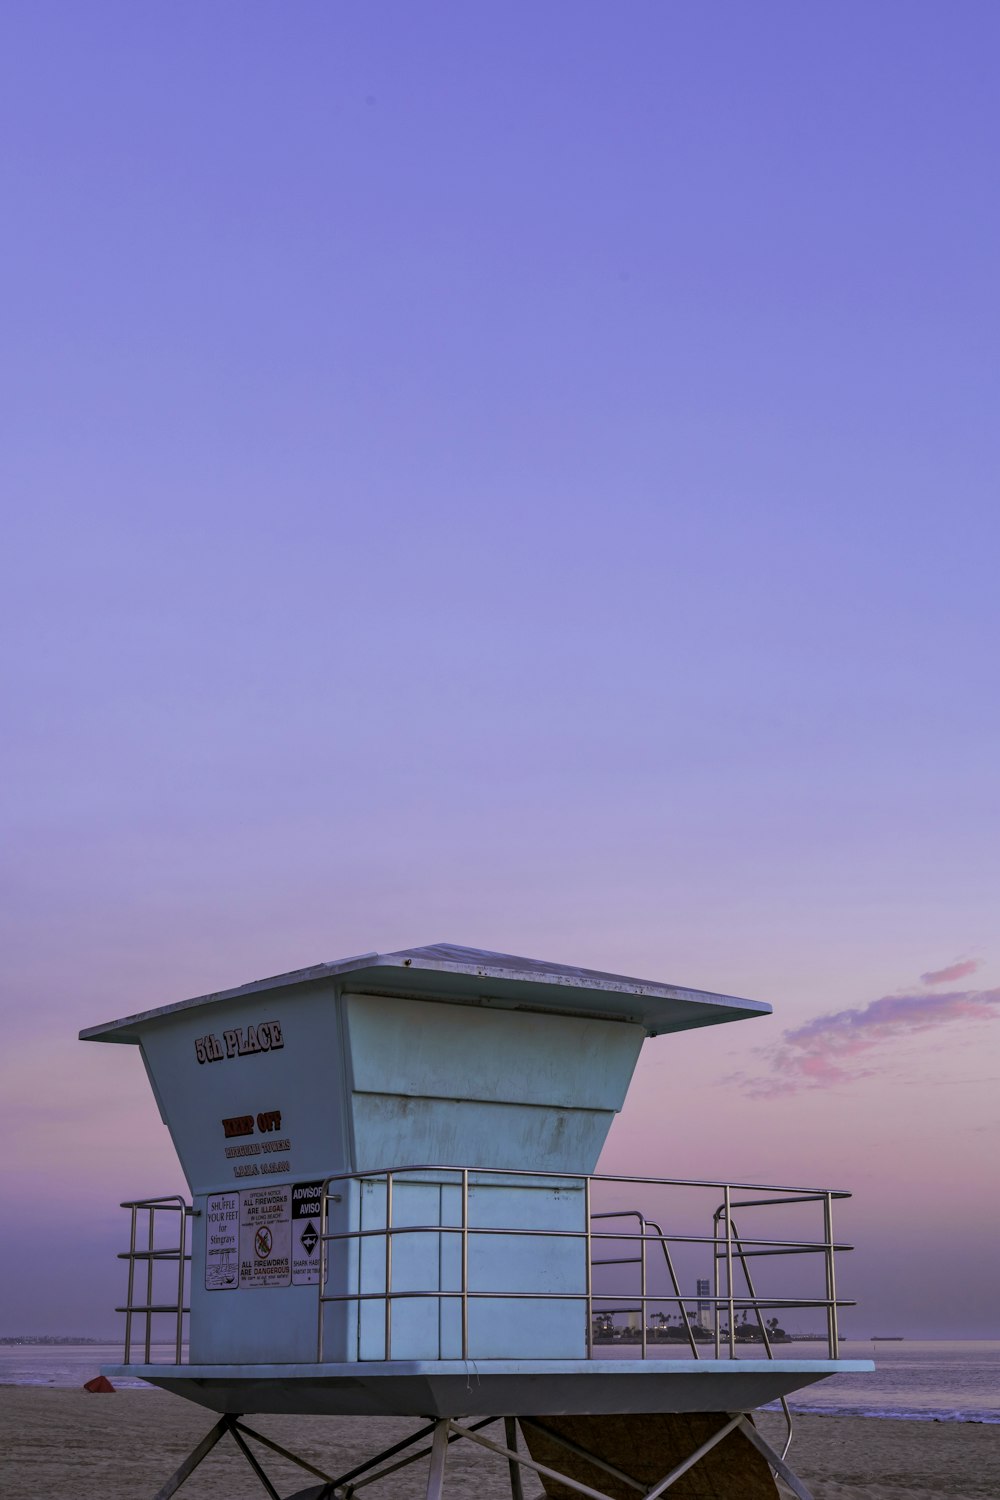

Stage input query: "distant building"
[{"left": 696, "top": 1278, "right": 713, "bottom": 1330}]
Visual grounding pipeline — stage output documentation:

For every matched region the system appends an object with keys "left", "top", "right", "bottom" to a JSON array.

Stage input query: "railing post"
[
  {"left": 317, "top": 1181, "right": 328, "bottom": 1362},
  {"left": 824, "top": 1191, "right": 838, "bottom": 1358},
  {"left": 640, "top": 1216, "right": 647, "bottom": 1358},
  {"left": 712, "top": 1209, "right": 721, "bottom": 1359},
  {"left": 176, "top": 1206, "right": 187, "bottom": 1365},
  {"left": 584, "top": 1175, "right": 593, "bottom": 1358},
  {"left": 728, "top": 1214, "right": 773, "bottom": 1360},
  {"left": 384, "top": 1172, "right": 393, "bottom": 1361},
  {"left": 124, "top": 1204, "right": 137, "bottom": 1364},
  {"left": 145, "top": 1206, "right": 155, "bottom": 1363},
  {"left": 461, "top": 1168, "right": 469, "bottom": 1360},
  {"left": 644, "top": 1217, "right": 699, "bottom": 1359},
  {"left": 723, "top": 1185, "right": 735, "bottom": 1359}
]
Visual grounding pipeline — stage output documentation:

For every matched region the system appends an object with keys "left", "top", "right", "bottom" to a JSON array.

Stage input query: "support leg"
[
  {"left": 230, "top": 1422, "right": 282, "bottom": 1499},
  {"left": 425, "top": 1420, "right": 450, "bottom": 1500},
  {"left": 503, "top": 1418, "right": 525, "bottom": 1500},
  {"left": 446, "top": 1420, "right": 617, "bottom": 1500},
  {"left": 324, "top": 1416, "right": 497, "bottom": 1495},
  {"left": 738, "top": 1418, "right": 816, "bottom": 1500},
  {"left": 327, "top": 1417, "right": 439, "bottom": 1492},
  {"left": 519, "top": 1418, "right": 644, "bottom": 1494},
  {"left": 234, "top": 1421, "right": 337, "bottom": 1487},
  {"left": 152, "top": 1416, "right": 234, "bottom": 1500}
]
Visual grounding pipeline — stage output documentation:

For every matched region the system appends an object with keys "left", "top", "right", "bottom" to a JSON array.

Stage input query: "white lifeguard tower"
[{"left": 82, "top": 943, "right": 871, "bottom": 1499}]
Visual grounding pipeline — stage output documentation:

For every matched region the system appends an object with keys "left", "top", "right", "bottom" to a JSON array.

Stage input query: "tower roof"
[{"left": 80, "top": 941, "right": 771, "bottom": 1043}]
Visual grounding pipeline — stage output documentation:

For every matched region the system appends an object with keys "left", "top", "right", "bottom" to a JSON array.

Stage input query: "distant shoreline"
[{"left": 0, "top": 1337, "right": 108, "bottom": 1346}]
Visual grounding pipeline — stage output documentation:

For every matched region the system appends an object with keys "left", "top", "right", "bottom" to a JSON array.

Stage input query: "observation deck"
[{"left": 105, "top": 1162, "right": 867, "bottom": 1418}]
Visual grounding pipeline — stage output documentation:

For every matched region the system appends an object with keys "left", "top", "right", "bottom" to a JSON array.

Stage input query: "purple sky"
[{"left": 2, "top": 3, "right": 998, "bottom": 1339}]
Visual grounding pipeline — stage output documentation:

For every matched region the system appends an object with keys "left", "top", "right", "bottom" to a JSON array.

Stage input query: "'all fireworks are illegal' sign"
[{"left": 238, "top": 1185, "right": 291, "bottom": 1287}]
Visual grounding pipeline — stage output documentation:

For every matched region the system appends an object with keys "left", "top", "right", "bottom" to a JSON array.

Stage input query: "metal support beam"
[
  {"left": 145, "top": 1406, "right": 821, "bottom": 1500},
  {"left": 446, "top": 1420, "right": 618, "bottom": 1500},
  {"left": 519, "top": 1418, "right": 645, "bottom": 1494},
  {"left": 643, "top": 1413, "right": 744, "bottom": 1500},
  {"left": 346, "top": 1418, "right": 499, "bottom": 1494},
  {"left": 325, "top": 1418, "right": 440, "bottom": 1491},
  {"left": 425, "top": 1420, "right": 450, "bottom": 1500},
  {"left": 503, "top": 1418, "right": 525, "bottom": 1500},
  {"left": 234, "top": 1421, "right": 337, "bottom": 1486},
  {"left": 152, "top": 1416, "right": 233, "bottom": 1500},
  {"left": 229, "top": 1423, "right": 282, "bottom": 1499},
  {"left": 738, "top": 1418, "right": 817, "bottom": 1500}
]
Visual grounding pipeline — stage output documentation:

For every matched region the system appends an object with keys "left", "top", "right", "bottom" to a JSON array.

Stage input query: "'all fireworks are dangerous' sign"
[{"left": 238, "top": 1185, "right": 291, "bottom": 1288}]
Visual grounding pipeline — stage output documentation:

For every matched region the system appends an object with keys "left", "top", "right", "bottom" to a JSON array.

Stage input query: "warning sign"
[
  {"left": 291, "top": 1179, "right": 325, "bottom": 1286},
  {"left": 239, "top": 1185, "right": 291, "bottom": 1288},
  {"left": 205, "top": 1192, "right": 240, "bottom": 1290}
]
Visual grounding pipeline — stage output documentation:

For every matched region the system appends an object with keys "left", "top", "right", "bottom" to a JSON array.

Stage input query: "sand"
[{"left": 1, "top": 1389, "right": 997, "bottom": 1500}]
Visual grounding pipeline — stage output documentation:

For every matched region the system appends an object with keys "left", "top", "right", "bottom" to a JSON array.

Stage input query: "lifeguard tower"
[{"left": 82, "top": 943, "right": 870, "bottom": 1498}]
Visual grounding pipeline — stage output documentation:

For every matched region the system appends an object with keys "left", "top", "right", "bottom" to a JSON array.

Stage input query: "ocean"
[
  {"left": 770, "top": 1339, "right": 1000, "bottom": 1425},
  {"left": 0, "top": 1344, "right": 161, "bottom": 1390},
  {"left": 1, "top": 1340, "right": 997, "bottom": 1423}
]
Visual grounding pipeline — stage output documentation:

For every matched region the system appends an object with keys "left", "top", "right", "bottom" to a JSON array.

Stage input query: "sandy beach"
[{"left": 1, "top": 1389, "right": 997, "bottom": 1500}]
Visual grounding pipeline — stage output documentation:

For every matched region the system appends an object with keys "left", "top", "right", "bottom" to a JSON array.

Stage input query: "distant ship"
[{"left": 871, "top": 1335, "right": 904, "bottom": 1341}]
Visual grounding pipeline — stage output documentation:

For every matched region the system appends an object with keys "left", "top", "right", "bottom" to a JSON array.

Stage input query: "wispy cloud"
[
  {"left": 920, "top": 959, "right": 980, "bottom": 986},
  {"left": 735, "top": 979, "right": 1000, "bottom": 1097}
]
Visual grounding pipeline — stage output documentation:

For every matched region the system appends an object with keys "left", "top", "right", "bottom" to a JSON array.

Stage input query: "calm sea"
[
  {"left": 0, "top": 1344, "right": 168, "bottom": 1389},
  {"left": 1, "top": 1340, "right": 997, "bottom": 1423},
  {"left": 771, "top": 1339, "right": 1000, "bottom": 1425}
]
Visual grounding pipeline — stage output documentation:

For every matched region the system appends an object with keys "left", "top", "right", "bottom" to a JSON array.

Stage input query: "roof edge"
[{"left": 79, "top": 943, "right": 772, "bottom": 1043}]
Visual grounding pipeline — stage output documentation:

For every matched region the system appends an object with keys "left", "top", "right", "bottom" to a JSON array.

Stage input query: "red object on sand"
[{"left": 83, "top": 1375, "right": 116, "bottom": 1392}]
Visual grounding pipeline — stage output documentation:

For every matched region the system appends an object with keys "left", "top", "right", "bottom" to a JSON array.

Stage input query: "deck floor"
[{"left": 104, "top": 1357, "right": 873, "bottom": 1417}]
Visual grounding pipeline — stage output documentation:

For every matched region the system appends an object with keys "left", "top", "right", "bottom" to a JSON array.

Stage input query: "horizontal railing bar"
[
  {"left": 118, "top": 1199, "right": 191, "bottom": 1210},
  {"left": 116, "top": 1304, "right": 192, "bottom": 1314},
  {"left": 713, "top": 1245, "right": 852, "bottom": 1259},
  {"left": 318, "top": 1165, "right": 852, "bottom": 1197},
  {"left": 116, "top": 1251, "right": 192, "bottom": 1261},
  {"left": 317, "top": 1288, "right": 852, "bottom": 1308},
  {"left": 723, "top": 1194, "right": 842, "bottom": 1209},
  {"left": 318, "top": 1224, "right": 848, "bottom": 1251},
  {"left": 587, "top": 1296, "right": 858, "bottom": 1309}
]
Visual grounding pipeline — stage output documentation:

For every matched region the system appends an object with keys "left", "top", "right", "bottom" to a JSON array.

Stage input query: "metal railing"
[
  {"left": 112, "top": 1169, "right": 853, "bottom": 1367},
  {"left": 315, "top": 1165, "right": 854, "bottom": 1363},
  {"left": 116, "top": 1195, "right": 191, "bottom": 1364}
]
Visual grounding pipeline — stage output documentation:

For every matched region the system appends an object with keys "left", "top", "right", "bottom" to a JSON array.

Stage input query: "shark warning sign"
[{"left": 292, "top": 1179, "right": 325, "bottom": 1286}]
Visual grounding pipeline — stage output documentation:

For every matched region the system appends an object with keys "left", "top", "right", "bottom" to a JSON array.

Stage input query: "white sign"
[
  {"left": 291, "top": 1179, "right": 324, "bottom": 1286},
  {"left": 205, "top": 1192, "right": 240, "bottom": 1290},
  {"left": 239, "top": 1185, "right": 291, "bottom": 1288}
]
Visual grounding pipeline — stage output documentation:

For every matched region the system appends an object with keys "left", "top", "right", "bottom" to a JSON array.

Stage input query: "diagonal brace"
[
  {"left": 229, "top": 1422, "right": 282, "bottom": 1499},
  {"left": 737, "top": 1417, "right": 816, "bottom": 1500},
  {"left": 234, "top": 1421, "right": 338, "bottom": 1486},
  {"left": 446, "top": 1420, "right": 620, "bottom": 1500},
  {"left": 518, "top": 1419, "right": 646, "bottom": 1494},
  {"left": 347, "top": 1417, "right": 500, "bottom": 1494},
  {"left": 153, "top": 1415, "right": 235, "bottom": 1500}
]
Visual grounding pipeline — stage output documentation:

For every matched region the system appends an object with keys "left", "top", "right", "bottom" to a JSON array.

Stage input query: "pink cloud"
[
  {"left": 738, "top": 984, "right": 1000, "bottom": 1097},
  {"left": 921, "top": 959, "right": 980, "bottom": 985}
]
